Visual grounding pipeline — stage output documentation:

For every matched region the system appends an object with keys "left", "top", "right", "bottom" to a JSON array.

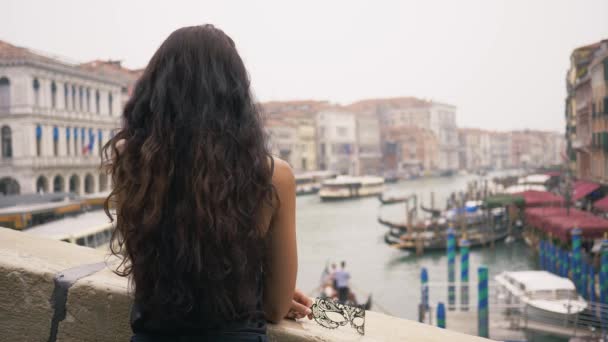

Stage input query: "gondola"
[
  {"left": 318, "top": 265, "right": 373, "bottom": 310},
  {"left": 377, "top": 194, "right": 408, "bottom": 205}
]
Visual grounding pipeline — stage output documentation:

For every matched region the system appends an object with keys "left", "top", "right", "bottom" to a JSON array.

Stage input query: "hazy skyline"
[{"left": 1, "top": 0, "right": 607, "bottom": 132}]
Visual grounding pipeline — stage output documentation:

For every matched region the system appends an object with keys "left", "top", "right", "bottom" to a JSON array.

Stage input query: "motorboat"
[
  {"left": 319, "top": 176, "right": 384, "bottom": 201},
  {"left": 494, "top": 271, "right": 587, "bottom": 322}
]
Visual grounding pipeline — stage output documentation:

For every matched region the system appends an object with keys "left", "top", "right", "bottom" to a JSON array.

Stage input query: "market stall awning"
[
  {"left": 483, "top": 194, "right": 525, "bottom": 209},
  {"left": 515, "top": 190, "right": 564, "bottom": 207},
  {"left": 525, "top": 207, "right": 608, "bottom": 242},
  {"left": 572, "top": 180, "right": 600, "bottom": 201},
  {"left": 593, "top": 196, "right": 608, "bottom": 212}
]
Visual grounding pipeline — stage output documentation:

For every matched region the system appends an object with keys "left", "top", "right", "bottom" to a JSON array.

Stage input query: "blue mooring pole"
[
  {"left": 419, "top": 267, "right": 429, "bottom": 323},
  {"left": 572, "top": 228, "right": 582, "bottom": 291},
  {"left": 582, "top": 259, "right": 589, "bottom": 300},
  {"left": 600, "top": 236, "right": 608, "bottom": 327},
  {"left": 589, "top": 265, "right": 595, "bottom": 303},
  {"left": 447, "top": 226, "right": 456, "bottom": 311},
  {"left": 437, "top": 302, "right": 446, "bottom": 329},
  {"left": 478, "top": 266, "right": 489, "bottom": 338},
  {"left": 460, "top": 237, "right": 470, "bottom": 311}
]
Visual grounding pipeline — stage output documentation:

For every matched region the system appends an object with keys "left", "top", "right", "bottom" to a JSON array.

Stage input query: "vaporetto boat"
[
  {"left": 319, "top": 176, "right": 385, "bottom": 201},
  {"left": 494, "top": 271, "right": 587, "bottom": 323}
]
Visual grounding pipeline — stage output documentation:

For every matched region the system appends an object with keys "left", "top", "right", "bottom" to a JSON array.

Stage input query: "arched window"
[
  {"left": 84, "top": 173, "right": 94, "bottom": 194},
  {"left": 69, "top": 174, "right": 80, "bottom": 194},
  {"left": 95, "top": 90, "right": 100, "bottom": 114},
  {"left": 0, "top": 177, "right": 20, "bottom": 195},
  {"left": 108, "top": 93, "right": 113, "bottom": 115},
  {"left": 32, "top": 78, "right": 40, "bottom": 107},
  {"left": 86, "top": 88, "right": 91, "bottom": 112},
  {"left": 73, "top": 127, "right": 79, "bottom": 156},
  {"left": 64, "top": 83, "right": 69, "bottom": 110},
  {"left": 66, "top": 127, "right": 71, "bottom": 156},
  {"left": 79, "top": 86, "right": 84, "bottom": 111},
  {"left": 51, "top": 82, "right": 57, "bottom": 108},
  {"left": 53, "top": 175, "right": 64, "bottom": 193},
  {"left": 0, "top": 77, "right": 10, "bottom": 109},
  {"left": 35, "top": 124, "right": 42, "bottom": 156},
  {"left": 71, "top": 85, "right": 76, "bottom": 110},
  {"left": 53, "top": 126, "right": 59, "bottom": 156},
  {"left": 1, "top": 126, "right": 12, "bottom": 158},
  {"left": 97, "top": 129, "right": 103, "bottom": 156},
  {"left": 36, "top": 175, "right": 48, "bottom": 194}
]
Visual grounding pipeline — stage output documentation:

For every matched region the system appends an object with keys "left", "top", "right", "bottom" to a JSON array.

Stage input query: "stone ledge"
[{"left": 0, "top": 228, "right": 490, "bottom": 341}]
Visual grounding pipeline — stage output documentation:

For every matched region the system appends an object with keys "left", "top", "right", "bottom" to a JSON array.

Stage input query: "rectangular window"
[
  {"left": 74, "top": 137, "right": 79, "bottom": 156},
  {"left": 53, "top": 140, "right": 58, "bottom": 156},
  {"left": 36, "top": 139, "right": 41, "bottom": 157}
]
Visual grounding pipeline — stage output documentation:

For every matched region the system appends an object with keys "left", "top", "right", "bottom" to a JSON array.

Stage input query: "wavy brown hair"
[{"left": 103, "top": 25, "right": 276, "bottom": 323}]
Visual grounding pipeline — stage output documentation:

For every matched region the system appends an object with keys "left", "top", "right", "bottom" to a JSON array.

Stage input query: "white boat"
[
  {"left": 319, "top": 175, "right": 384, "bottom": 201},
  {"left": 495, "top": 271, "right": 587, "bottom": 322},
  {"left": 295, "top": 171, "right": 337, "bottom": 195}
]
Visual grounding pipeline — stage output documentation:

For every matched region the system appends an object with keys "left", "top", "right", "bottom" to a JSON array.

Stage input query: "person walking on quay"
[
  {"left": 334, "top": 261, "right": 351, "bottom": 304},
  {"left": 103, "top": 25, "right": 311, "bottom": 342}
]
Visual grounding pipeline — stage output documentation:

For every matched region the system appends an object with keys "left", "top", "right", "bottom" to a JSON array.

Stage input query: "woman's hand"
[{"left": 285, "top": 289, "right": 313, "bottom": 320}]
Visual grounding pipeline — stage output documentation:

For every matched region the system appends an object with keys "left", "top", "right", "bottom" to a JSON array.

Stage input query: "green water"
[{"left": 295, "top": 171, "right": 536, "bottom": 320}]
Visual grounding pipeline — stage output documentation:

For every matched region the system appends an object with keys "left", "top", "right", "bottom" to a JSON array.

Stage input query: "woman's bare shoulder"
[{"left": 270, "top": 157, "right": 295, "bottom": 189}]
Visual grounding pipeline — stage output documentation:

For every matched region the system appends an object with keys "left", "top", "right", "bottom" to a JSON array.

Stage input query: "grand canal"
[{"left": 295, "top": 171, "right": 536, "bottom": 320}]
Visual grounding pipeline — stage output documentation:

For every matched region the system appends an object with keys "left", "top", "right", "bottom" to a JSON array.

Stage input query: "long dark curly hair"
[{"left": 103, "top": 25, "right": 276, "bottom": 323}]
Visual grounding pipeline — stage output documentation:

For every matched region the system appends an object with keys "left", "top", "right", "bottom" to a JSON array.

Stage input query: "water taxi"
[
  {"left": 319, "top": 176, "right": 384, "bottom": 201},
  {"left": 495, "top": 271, "right": 587, "bottom": 321},
  {"left": 295, "top": 171, "right": 337, "bottom": 195}
]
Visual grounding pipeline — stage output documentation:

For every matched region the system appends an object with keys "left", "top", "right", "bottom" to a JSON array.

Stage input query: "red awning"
[
  {"left": 525, "top": 207, "right": 608, "bottom": 242},
  {"left": 594, "top": 196, "right": 608, "bottom": 212},
  {"left": 572, "top": 180, "right": 600, "bottom": 201},
  {"left": 514, "top": 190, "right": 564, "bottom": 207}
]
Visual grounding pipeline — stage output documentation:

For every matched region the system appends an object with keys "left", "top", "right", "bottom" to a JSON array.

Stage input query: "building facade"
[
  {"left": 265, "top": 119, "right": 298, "bottom": 170},
  {"left": 566, "top": 39, "right": 608, "bottom": 182},
  {"left": 354, "top": 111, "right": 382, "bottom": 175},
  {"left": 316, "top": 110, "right": 357, "bottom": 174},
  {"left": 383, "top": 126, "right": 439, "bottom": 176},
  {"left": 458, "top": 128, "right": 492, "bottom": 171},
  {"left": 0, "top": 40, "right": 129, "bottom": 195}
]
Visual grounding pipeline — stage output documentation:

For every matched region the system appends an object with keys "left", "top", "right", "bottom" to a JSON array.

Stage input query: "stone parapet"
[{"left": 0, "top": 228, "right": 489, "bottom": 341}]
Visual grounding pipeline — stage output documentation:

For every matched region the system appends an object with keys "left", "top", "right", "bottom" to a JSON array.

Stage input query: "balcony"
[
  {"left": 0, "top": 155, "right": 102, "bottom": 169},
  {"left": 0, "top": 228, "right": 488, "bottom": 341}
]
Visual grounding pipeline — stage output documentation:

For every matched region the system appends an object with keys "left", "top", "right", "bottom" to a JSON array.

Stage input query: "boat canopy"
[
  {"left": 514, "top": 190, "right": 564, "bottom": 207},
  {"left": 517, "top": 174, "right": 550, "bottom": 185},
  {"left": 483, "top": 194, "right": 525, "bottom": 209},
  {"left": 503, "top": 271, "right": 575, "bottom": 292},
  {"left": 504, "top": 184, "right": 546, "bottom": 194},
  {"left": 525, "top": 207, "right": 608, "bottom": 241}
]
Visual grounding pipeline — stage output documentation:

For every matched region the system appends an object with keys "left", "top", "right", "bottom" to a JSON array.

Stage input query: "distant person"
[
  {"left": 104, "top": 25, "right": 311, "bottom": 342},
  {"left": 329, "top": 262, "right": 338, "bottom": 289},
  {"left": 334, "top": 261, "right": 351, "bottom": 304}
]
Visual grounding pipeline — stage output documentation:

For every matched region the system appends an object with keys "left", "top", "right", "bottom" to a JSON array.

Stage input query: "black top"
[{"left": 130, "top": 272, "right": 266, "bottom": 338}]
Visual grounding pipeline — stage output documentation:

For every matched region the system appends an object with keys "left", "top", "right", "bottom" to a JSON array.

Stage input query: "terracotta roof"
[
  {"left": 0, "top": 39, "right": 63, "bottom": 65},
  {"left": 346, "top": 97, "right": 430, "bottom": 111},
  {"left": 80, "top": 60, "right": 143, "bottom": 80}
]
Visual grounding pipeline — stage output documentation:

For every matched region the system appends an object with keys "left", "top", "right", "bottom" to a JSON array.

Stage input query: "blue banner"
[
  {"left": 66, "top": 127, "right": 70, "bottom": 139},
  {"left": 53, "top": 126, "right": 58, "bottom": 141},
  {"left": 35, "top": 125, "right": 41, "bottom": 139}
]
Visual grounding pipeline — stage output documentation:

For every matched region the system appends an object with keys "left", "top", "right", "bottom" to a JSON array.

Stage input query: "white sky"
[{"left": 1, "top": 0, "right": 607, "bottom": 132}]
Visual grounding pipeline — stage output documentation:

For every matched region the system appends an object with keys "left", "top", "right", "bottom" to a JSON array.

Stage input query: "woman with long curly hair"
[{"left": 103, "top": 25, "right": 310, "bottom": 341}]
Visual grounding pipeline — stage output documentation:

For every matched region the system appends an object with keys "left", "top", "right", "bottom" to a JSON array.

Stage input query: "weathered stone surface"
[{"left": 0, "top": 228, "right": 490, "bottom": 342}]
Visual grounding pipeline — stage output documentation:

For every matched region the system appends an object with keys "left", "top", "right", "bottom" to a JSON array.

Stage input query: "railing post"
[
  {"left": 437, "top": 302, "right": 446, "bottom": 329},
  {"left": 460, "top": 237, "right": 470, "bottom": 311},
  {"left": 478, "top": 266, "right": 489, "bottom": 338},
  {"left": 571, "top": 228, "right": 582, "bottom": 291},
  {"left": 420, "top": 267, "right": 429, "bottom": 323},
  {"left": 447, "top": 226, "right": 456, "bottom": 311}
]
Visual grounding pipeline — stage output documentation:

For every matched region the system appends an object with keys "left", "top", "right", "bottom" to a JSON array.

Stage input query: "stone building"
[
  {"left": 489, "top": 131, "right": 512, "bottom": 170},
  {"left": 0, "top": 40, "right": 135, "bottom": 195},
  {"left": 350, "top": 97, "right": 458, "bottom": 173},
  {"left": 315, "top": 109, "right": 357, "bottom": 174},
  {"left": 589, "top": 41, "right": 608, "bottom": 183},
  {"left": 457, "top": 128, "right": 491, "bottom": 171},
  {"left": 383, "top": 126, "right": 439, "bottom": 176},
  {"left": 265, "top": 119, "right": 298, "bottom": 170}
]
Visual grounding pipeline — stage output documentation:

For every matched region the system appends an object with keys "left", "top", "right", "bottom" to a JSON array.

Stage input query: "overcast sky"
[{"left": 1, "top": 0, "right": 607, "bottom": 132}]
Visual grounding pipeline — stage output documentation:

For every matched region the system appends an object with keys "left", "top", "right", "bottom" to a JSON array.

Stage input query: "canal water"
[{"left": 295, "top": 171, "right": 536, "bottom": 320}]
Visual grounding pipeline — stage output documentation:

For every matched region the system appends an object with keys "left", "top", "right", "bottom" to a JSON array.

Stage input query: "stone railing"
[{"left": 0, "top": 228, "right": 489, "bottom": 341}]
